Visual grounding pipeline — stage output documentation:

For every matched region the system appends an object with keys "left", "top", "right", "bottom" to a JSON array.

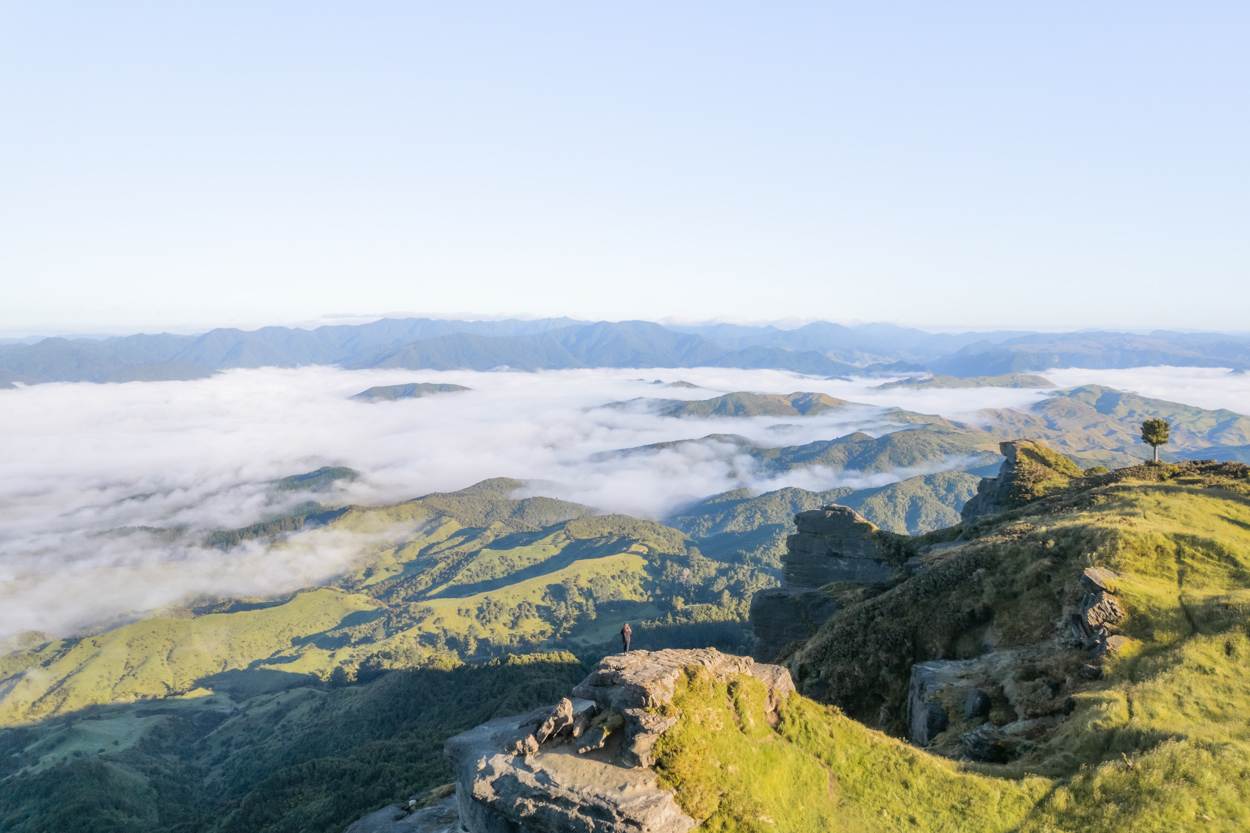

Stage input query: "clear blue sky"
[{"left": 2, "top": 3, "right": 1248, "bottom": 335}]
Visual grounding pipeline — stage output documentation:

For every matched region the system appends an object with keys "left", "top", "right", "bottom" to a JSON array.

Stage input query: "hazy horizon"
[{"left": 5, "top": 311, "right": 1250, "bottom": 343}]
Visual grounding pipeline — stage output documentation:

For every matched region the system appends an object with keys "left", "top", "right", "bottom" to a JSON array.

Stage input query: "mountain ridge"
[{"left": 6, "top": 318, "right": 1250, "bottom": 384}]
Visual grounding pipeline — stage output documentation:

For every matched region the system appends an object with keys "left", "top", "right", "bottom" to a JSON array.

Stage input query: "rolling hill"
[
  {"left": 975, "top": 384, "right": 1250, "bottom": 466},
  {"left": 610, "top": 391, "right": 853, "bottom": 417},
  {"left": 875, "top": 372, "right": 1055, "bottom": 389},
  {"left": 0, "top": 479, "right": 771, "bottom": 727},
  {"left": 350, "top": 382, "right": 471, "bottom": 402}
]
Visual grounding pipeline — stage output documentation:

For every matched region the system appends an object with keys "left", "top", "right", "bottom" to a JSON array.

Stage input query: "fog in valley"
[{"left": 2, "top": 364, "right": 1246, "bottom": 642}]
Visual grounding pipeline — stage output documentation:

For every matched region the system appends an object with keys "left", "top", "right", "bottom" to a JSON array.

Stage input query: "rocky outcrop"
[
  {"left": 900, "top": 566, "right": 1130, "bottom": 762},
  {"left": 751, "top": 505, "right": 906, "bottom": 660},
  {"left": 961, "top": 440, "right": 1082, "bottom": 522},
  {"left": 906, "top": 660, "right": 970, "bottom": 745},
  {"left": 784, "top": 505, "right": 904, "bottom": 587},
  {"left": 448, "top": 712, "right": 693, "bottom": 833},
  {"left": 442, "top": 649, "right": 795, "bottom": 833},
  {"left": 1062, "top": 567, "right": 1128, "bottom": 666},
  {"left": 903, "top": 650, "right": 1071, "bottom": 759}
]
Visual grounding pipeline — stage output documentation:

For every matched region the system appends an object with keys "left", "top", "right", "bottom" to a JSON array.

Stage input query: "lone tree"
[{"left": 1141, "top": 418, "right": 1171, "bottom": 463}]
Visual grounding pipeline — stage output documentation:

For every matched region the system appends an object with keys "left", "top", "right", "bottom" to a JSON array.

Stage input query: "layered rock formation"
[
  {"left": 769, "top": 441, "right": 1143, "bottom": 765},
  {"left": 750, "top": 504, "right": 908, "bottom": 659},
  {"left": 414, "top": 649, "right": 795, "bottom": 833},
  {"left": 961, "top": 439, "right": 1082, "bottom": 521},
  {"left": 898, "top": 564, "right": 1130, "bottom": 763}
]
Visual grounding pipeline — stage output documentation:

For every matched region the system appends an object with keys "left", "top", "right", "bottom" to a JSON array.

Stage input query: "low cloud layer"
[
  {"left": 5, "top": 364, "right": 1233, "bottom": 642},
  {"left": 1043, "top": 366, "right": 1250, "bottom": 415}
]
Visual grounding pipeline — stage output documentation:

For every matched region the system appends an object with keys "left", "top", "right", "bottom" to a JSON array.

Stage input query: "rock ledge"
[{"left": 437, "top": 648, "right": 794, "bottom": 833}]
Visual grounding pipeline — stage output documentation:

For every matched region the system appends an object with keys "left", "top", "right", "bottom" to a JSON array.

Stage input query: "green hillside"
[
  {"left": 636, "top": 453, "right": 1250, "bottom": 832},
  {"left": 0, "top": 481, "right": 769, "bottom": 727},
  {"left": 0, "top": 653, "right": 589, "bottom": 833},
  {"left": 670, "top": 470, "right": 984, "bottom": 569},
  {"left": 0, "top": 477, "right": 778, "bottom": 833},
  {"left": 610, "top": 427, "right": 999, "bottom": 477},
  {"left": 841, "top": 470, "right": 982, "bottom": 533},
  {"left": 754, "top": 428, "right": 999, "bottom": 475},
  {"left": 975, "top": 385, "right": 1250, "bottom": 467}
]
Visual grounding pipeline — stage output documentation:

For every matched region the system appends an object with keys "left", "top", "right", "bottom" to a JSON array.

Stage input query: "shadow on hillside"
[
  {"left": 562, "top": 616, "right": 755, "bottom": 658},
  {"left": 421, "top": 535, "right": 648, "bottom": 600},
  {"left": 198, "top": 666, "right": 322, "bottom": 697},
  {"left": 0, "top": 657, "right": 591, "bottom": 833},
  {"left": 290, "top": 607, "right": 389, "bottom": 650}
]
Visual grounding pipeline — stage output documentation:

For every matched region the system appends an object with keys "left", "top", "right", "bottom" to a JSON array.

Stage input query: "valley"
[{"left": 2, "top": 363, "right": 1249, "bottom": 832}]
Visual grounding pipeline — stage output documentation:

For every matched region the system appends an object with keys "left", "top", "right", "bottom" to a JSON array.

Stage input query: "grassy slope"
[
  {"left": 976, "top": 385, "right": 1250, "bottom": 467},
  {"left": 657, "top": 461, "right": 1250, "bottom": 831},
  {"left": 0, "top": 589, "right": 380, "bottom": 724},
  {"left": 842, "top": 471, "right": 983, "bottom": 534},
  {"left": 0, "top": 483, "right": 766, "bottom": 725},
  {"left": 654, "top": 670, "right": 1044, "bottom": 833}
]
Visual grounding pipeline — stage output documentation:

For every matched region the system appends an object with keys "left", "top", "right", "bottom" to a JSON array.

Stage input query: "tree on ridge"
[{"left": 1141, "top": 418, "right": 1170, "bottom": 464}]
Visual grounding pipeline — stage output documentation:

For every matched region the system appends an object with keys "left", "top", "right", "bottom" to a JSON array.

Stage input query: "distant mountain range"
[{"left": 4, "top": 317, "right": 1250, "bottom": 384}]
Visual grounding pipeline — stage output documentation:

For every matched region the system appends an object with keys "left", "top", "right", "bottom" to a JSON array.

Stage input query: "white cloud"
[{"left": 0, "top": 366, "right": 1066, "bottom": 640}]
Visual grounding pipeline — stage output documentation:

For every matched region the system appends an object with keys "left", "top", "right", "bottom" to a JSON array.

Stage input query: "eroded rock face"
[
  {"left": 961, "top": 440, "right": 1082, "bottom": 522},
  {"left": 907, "top": 660, "right": 973, "bottom": 745},
  {"left": 748, "top": 587, "right": 841, "bottom": 661},
  {"left": 902, "top": 566, "right": 1130, "bottom": 761},
  {"left": 443, "top": 649, "right": 795, "bottom": 833},
  {"left": 751, "top": 505, "right": 904, "bottom": 661},
  {"left": 784, "top": 506, "right": 902, "bottom": 587},
  {"left": 1063, "top": 567, "right": 1127, "bottom": 654}
]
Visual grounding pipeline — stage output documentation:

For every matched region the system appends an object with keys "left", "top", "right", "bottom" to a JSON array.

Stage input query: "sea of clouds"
[{"left": 1, "top": 364, "right": 1245, "bottom": 641}]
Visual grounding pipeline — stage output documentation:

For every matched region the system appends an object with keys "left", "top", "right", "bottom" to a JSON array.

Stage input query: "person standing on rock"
[{"left": 620, "top": 622, "right": 632, "bottom": 653}]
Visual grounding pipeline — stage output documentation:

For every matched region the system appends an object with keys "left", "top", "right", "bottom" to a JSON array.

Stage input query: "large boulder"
[
  {"left": 906, "top": 660, "right": 976, "bottom": 746},
  {"left": 784, "top": 505, "right": 904, "bottom": 587}
]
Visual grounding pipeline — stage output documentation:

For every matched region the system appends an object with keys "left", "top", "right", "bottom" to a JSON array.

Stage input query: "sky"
[{"left": 2, "top": 4, "right": 1249, "bottom": 336}]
